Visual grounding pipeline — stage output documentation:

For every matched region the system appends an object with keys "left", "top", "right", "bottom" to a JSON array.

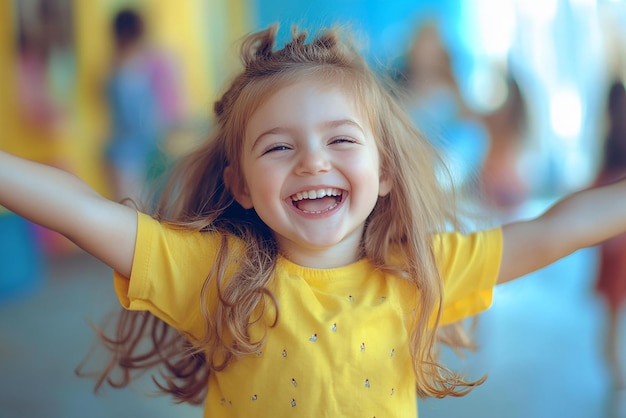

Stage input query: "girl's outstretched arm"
[
  {"left": 497, "top": 177, "right": 626, "bottom": 284},
  {"left": 0, "top": 150, "right": 137, "bottom": 277}
]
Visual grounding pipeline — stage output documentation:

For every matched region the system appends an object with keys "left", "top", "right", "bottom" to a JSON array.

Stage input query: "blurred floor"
[{"left": 0, "top": 199, "right": 625, "bottom": 418}]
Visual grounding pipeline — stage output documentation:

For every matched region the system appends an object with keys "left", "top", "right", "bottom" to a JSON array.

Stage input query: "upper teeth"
[{"left": 291, "top": 188, "right": 341, "bottom": 201}]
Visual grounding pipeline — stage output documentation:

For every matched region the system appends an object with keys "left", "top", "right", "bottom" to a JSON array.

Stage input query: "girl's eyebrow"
[
  {"left": 326, "top": 119, "right": 365, "bottom": 133},
  {"left": 251, "top": 119, "right": 365, "bottom": 150},
  {"left": 251, "top": 127, "right": 288, "bottom": 150}
]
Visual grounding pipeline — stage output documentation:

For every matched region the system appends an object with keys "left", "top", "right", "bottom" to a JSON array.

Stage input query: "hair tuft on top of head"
[
  {"left": 243, "top": 24, "right": 279, "bottom": 65},
  {"left": 289, "top": 26, "right": 308, "bottom": 49},
  {"left": 213, "top": 24, "right": 350, "bottom": 119},
  {"left": 313, "top": 32, "right": 336, "bottom": 50}
]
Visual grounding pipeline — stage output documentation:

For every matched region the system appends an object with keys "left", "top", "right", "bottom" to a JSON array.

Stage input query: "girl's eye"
[
  {"left": 330, "top": 137, "right": 356, "bottom": 145},
  {"left": 262, "top": 144, "right": 291, "bottom": 155}
]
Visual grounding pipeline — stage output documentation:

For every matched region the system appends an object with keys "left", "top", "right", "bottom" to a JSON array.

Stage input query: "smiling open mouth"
[{"left": 290, "top": 188, "right": 344, "bottom": 214}]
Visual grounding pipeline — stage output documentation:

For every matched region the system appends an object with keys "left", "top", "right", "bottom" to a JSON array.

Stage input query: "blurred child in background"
[
  {"left": 104, "top": 8, "right": 185, "bottom": 202},
  {"left": 479, "top": 74, "right": 531, "bottom": 219},
  {"left": 398, "top": 21, "right": 489, "bottom": 192}
]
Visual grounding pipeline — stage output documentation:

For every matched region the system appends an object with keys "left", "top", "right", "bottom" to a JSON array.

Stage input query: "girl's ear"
[
  {"left": 223, "top": 166, "right": 254, "bottom": 209},
  {"left": 378, "top": 168, "right": 392, "bottom": 196}
]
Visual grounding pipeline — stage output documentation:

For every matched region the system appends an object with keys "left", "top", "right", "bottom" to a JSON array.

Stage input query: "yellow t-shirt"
[{"left": 114, "top": 213, "right": 502, "bottom": 417}]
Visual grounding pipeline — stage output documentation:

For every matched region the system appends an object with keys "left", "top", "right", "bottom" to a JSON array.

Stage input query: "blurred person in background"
[
  {"left": 593, "top": 79, "right": 626, "bottom": 405},
  {"left": 104, "top": 7, "right": 185, "bottom": 202},
  {"left": 478, "top": 74, "right": 531, "bottom": 220},
  {"left": 15, "top": 0, "right": 74, "bottom": 142},
  {"left": 13, "top": 0, "right": 78, "bottom": 255},
  {"left": 17, "top": 23, "right": 63, "bottom": 132},
  {"left": 397, "top": 20, "right": 489, "bottom": 193}
]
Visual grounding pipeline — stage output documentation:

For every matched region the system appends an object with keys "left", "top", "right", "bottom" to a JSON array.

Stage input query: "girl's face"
[{"left": 234, "top": 78, "right": 391, "bottom": 268}]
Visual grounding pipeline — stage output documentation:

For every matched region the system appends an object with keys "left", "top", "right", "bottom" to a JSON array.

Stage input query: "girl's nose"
[{"left": 295, "top": 146, "right": 331, "bottom": 175}]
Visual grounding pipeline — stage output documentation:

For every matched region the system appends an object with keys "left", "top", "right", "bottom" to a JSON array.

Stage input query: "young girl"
[{"left": 1, "top": 25, "right": 626, "bottom": 418}]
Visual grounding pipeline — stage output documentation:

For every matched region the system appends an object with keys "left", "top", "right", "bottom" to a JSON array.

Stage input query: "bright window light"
[
  {"left": 516, "top": 0, "right": 558, "bottom": 22},
  {"left": 475, "top": 0, "right": 516, "bottom": 57},
  {"left": 549, "top": 87, "right": 583, "bottom": 139}
]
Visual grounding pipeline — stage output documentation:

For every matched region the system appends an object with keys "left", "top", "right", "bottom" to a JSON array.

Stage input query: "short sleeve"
[
  {"left": 113, "top": 212, "right": 229, "bottom": 339},
  {"left": 435, "top": 227, "right": 503, "bottom": 325}
]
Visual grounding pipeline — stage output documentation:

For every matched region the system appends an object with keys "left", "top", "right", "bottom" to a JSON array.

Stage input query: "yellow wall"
[{"left": 0, "top": 2, "right": 15, "bottom": 151}]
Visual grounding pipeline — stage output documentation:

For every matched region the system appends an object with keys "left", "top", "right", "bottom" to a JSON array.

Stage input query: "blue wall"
[
  {"left": 0, "top": 213, "right": 43, "bottom": 303},
  {"left": 251, "top": 0, "right": 468, "bottom": 71}
]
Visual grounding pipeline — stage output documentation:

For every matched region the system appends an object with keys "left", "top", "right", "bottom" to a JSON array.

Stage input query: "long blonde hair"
[{"left": 83, "top": 24, "right": 483, "bottom": 404}]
